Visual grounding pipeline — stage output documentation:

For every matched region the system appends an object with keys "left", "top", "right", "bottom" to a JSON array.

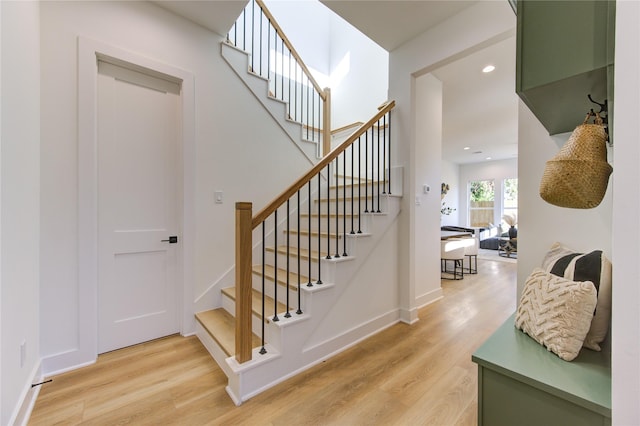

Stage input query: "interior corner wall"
[
  {"left": 1, "top": 1, "right": 41, "bottom": 424},
  {"left": 389, "top": 1, "right": 515, "bottom": 314},
  {"left": 413, "top": 73, "right": 443, "bottom": 306},
  {"left": 440, "top": 160, "right": 460, "bottom": 227},
  {"left": 458, "top": 158, "right": 517, "bottom": 228},
  {"left": 39, "top": 1, "right": 312, "bottom": 374},
  {"left": 517, "top": 101, "right": 612, "bottom": 300},
  {"left": 612, "top": 1, "right": 640, "bottom": 423}
]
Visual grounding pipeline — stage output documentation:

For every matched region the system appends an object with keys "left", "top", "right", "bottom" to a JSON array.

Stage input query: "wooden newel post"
[
  {"left": 235, "top": 202, "right": 253, "bottom": 363},
  {"left": 323, "top": 87, "right": 331, "bottom": 157}
]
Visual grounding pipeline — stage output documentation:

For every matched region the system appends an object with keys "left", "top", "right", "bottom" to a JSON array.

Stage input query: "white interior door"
[{"left": 97, "top": 60, "right": 181, "bottom": 353}]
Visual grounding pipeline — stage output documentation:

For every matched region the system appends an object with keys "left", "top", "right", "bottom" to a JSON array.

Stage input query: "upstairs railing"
[
  {"left": 235, "top": 101, "right": 395, "bottom": 363},
  {"left": 227, "top": 0, "right": 331, "bottom": 156}
]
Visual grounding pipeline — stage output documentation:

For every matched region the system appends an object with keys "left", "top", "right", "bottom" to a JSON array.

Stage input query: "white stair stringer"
[
  {"left": 223, "top": 194, "right": 402, "bottom": 404},
  {"left": 221, "top": 42, "right": 321, "bottom": 162}
]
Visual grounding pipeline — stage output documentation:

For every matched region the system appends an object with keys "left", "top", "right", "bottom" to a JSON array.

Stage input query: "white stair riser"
[
  {"left": 315, "top": 196, "right": 388, "bottom": 214},
  {"left": 299, "top": 213, "right": 372, "bottom": 234}
]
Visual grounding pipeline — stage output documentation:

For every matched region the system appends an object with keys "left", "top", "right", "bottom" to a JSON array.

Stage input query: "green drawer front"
[{"left": 480, "top": 368, "right": 609, "bottom": 426}]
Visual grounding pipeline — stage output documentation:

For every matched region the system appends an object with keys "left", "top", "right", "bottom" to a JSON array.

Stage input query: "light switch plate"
[{"left": 214, "top": 191, "right": 223, "bottom": 204}]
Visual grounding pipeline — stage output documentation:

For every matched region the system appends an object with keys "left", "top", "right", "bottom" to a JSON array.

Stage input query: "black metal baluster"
[
  {"left": 233, "top": 20, "right": 237, "bottom": 45},
  {"left": 382, "top": 114, "right": 386, "bottom": 194},
  {"left": 311, "top": 89, "right": 315, "bottom": 143},
  {"left": 317, "top": 174, "right": 323, "bottom": 284},
  {"left": 260, "top": 222, "right": 267, "bottom": 354},
  {"left": 350, "top": 143, "right": 355, "bottom": 235},
  {"left": 297, "top": 190, "right": 303, "bottom": 314},
  {"left": 267, "top": 20, "right": 271, "bottom": 84},
  {"left": 288, "top": 48, "right": 292, "bottom": 119},
  {"left": 307, "top": 181, "right": 312, "bottom": 287},
  {"left": 334, "top": 160, "right": 340, "bottom": 258},
  {"left": 242, "top": 6, "right": 246, "bottom": 51},
  {"left": 377, "top": 121, "right": 381, "bottom": 213},
  {"left": 285, "top": 200, "right": 291, "bottom": 318},
  {"left": 304, "top": 74, "right": 309, "bottom": 140},
  {"left": 251, "top": 0, "right": 254, "bottom": 71},
  {"left": 326, "top": 164, "right": 331, "bottom": 260},
  {"left": 358, "top": 136, "right": 362, "bottom": 234},
  {"left": 342, "top": 153, "right": 348, "bottom": 257},
  {"left": 364, "top": 130, "right": 369, "bottom": 213},
  {"left": 294, "top": 62, "right": 298, "bottom": 122},
  {"left": 273, "top": 210, "right": 279, "bottom": 322},
  {"left": 281, "top": 38, "right": 284, "bottom": 102},
  {"left": 388, "top": 111, "right": 392, "bottom": 194},
  {"left": 273, "top": 29, "right": 278, "bottom": 98},
  {"left": 259, "top": 8, "right": 263, "bottom": 76}
]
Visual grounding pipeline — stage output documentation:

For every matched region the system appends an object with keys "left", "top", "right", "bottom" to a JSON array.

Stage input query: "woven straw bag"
[{"left": 539, "top": 112, "right": 612, "bottom": 209}]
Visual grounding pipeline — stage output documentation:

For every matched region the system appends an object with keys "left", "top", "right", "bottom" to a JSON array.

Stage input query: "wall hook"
[{"left": 587, "top": 94, "right": 611, "bottom": 146}]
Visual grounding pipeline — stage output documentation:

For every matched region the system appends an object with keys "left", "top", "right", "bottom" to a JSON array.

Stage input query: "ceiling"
[
  {"left": 432, "top": 35, "right": 518, "bottom": 165},
  {"left": 320, "top": 1, "right": 478, "bottom": 51},
  {"left": 152, "top": 1, "right": 246, "bottom": 37},
  {"left": 154, "top": 0, "right": 518, "bottom": 165}
]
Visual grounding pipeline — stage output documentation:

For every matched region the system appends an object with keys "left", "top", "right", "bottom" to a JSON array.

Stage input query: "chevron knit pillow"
[
  {"left": 541, "top": 243, "right": 612, "bottom": 351},
  {"left": 516, "top": 268, "right": 597, "bottom": 361}
]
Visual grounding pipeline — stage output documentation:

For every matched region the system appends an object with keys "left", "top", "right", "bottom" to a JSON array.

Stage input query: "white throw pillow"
[{"left": 515, "top": 268, "right": 597, "bottom": 361}]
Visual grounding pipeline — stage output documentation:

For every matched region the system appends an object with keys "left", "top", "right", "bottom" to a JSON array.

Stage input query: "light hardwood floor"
[{"left": 30, "top": 258, "right": 516, "bottom": 425}]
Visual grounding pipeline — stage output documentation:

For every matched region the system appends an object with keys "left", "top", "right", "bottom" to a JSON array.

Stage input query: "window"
[
  {"left": 469, "top": 180, "right": 494, "bottom": 227},
  {"left": 503, "top": 178, "right": 518, "bottom": 226}
]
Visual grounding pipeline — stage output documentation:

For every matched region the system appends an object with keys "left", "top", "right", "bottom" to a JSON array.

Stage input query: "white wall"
[
  {"left": 263, "top": 0, "right": 331, "bottom": 77},
  {"left": 414, "top": 74, "right": 443, "bottom": 306},
  {"left": 39, "top": 1, "right": 312, "bottom": 374},
  {"left": 1, "top": 1, "right": 41, "bottom": 424},
  {"left": 458, "top": 158, "right": 517, "bottom": 227},
  {"left": 612, "top": 2, "right": 640, "bottom": 423},
  {"left": 389, "top": 1, "right": 515, "bottom": 316},
  {"left": 440, "top": 160, "right": 460, "bottom": 227},
  {"left": 265, "top": 0, "right": 388, "bottom": 129},
  {"left": 328, "top": 12, "right": 388, "bottom": 129},
  {"left": 517, "top": 102, "right": 612, "bottom": 299}
]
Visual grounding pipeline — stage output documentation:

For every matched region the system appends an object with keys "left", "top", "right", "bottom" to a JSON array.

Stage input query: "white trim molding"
[{"left": 42, "top": 36, "right": 196, "bottom": 374}]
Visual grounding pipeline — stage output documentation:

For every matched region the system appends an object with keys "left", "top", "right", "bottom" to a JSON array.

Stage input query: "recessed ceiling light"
[
  {"left": 486, "top": 156, "right": 492, "bottom": 160},
  {"left": 482, "top": 65, "right": 495, "bottom": 73},
  {"left": 464, "top": 146, "right": 470, "bottom": 150}
]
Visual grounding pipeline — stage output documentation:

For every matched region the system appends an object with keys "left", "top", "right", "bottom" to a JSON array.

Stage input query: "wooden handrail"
[
  {"left": 255, "top": 0, "right": 326, "bottom": 101},
  {"left": 252, "top": 100, "right": 395, "bottom": 229}
]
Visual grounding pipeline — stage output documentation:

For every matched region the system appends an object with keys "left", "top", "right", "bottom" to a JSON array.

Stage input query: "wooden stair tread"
[
  {"left": 252, "top": 264, "right": 309, "bottom": 287},
  {"left": 300, "top": 212, "right": 359, "bottom": 218},
  {"left": 195, "top": 308, "right": 261, "bottom": 357},
  {"left": 222, "top": 286, "right": 288, "bottom": 318},
  {"left": 284, "top": 229, "right": 342, "bottom": 238}
]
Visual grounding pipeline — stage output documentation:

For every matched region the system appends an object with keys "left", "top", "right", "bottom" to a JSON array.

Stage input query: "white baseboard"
[
  {"left": 10, "top": 361, "right": 43, "bottom": 426},
  {"left": 399, "top": 307, "right": 419, "bottom": 324},
  {"left": 416, "top": 287, "right": 443, "bottom": 310}
]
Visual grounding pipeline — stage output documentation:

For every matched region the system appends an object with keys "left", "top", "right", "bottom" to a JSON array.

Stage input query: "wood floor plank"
[{"left": 30, "top": 258, "right": 516, "bottom": 425}]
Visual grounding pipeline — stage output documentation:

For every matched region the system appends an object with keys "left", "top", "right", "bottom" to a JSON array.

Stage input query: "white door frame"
[{"left": 71, "top": 37, "right": 195, "bottom": 369}]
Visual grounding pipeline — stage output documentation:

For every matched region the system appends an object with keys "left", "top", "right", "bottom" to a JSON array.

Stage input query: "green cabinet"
[
  {"left": 472, "top": 314, "right": 611, "bottom": 426},
  {"left": 516, "top": 0, "right": 615, "bottom": 135}
]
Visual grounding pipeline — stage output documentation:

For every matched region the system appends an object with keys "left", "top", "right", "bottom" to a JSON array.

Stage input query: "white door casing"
[
  {"left": 97, "top": 60, "right": 181, "bottom": 353},
  {"left": 39, "top": 37, "right": 195, "bottom": 375}
]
